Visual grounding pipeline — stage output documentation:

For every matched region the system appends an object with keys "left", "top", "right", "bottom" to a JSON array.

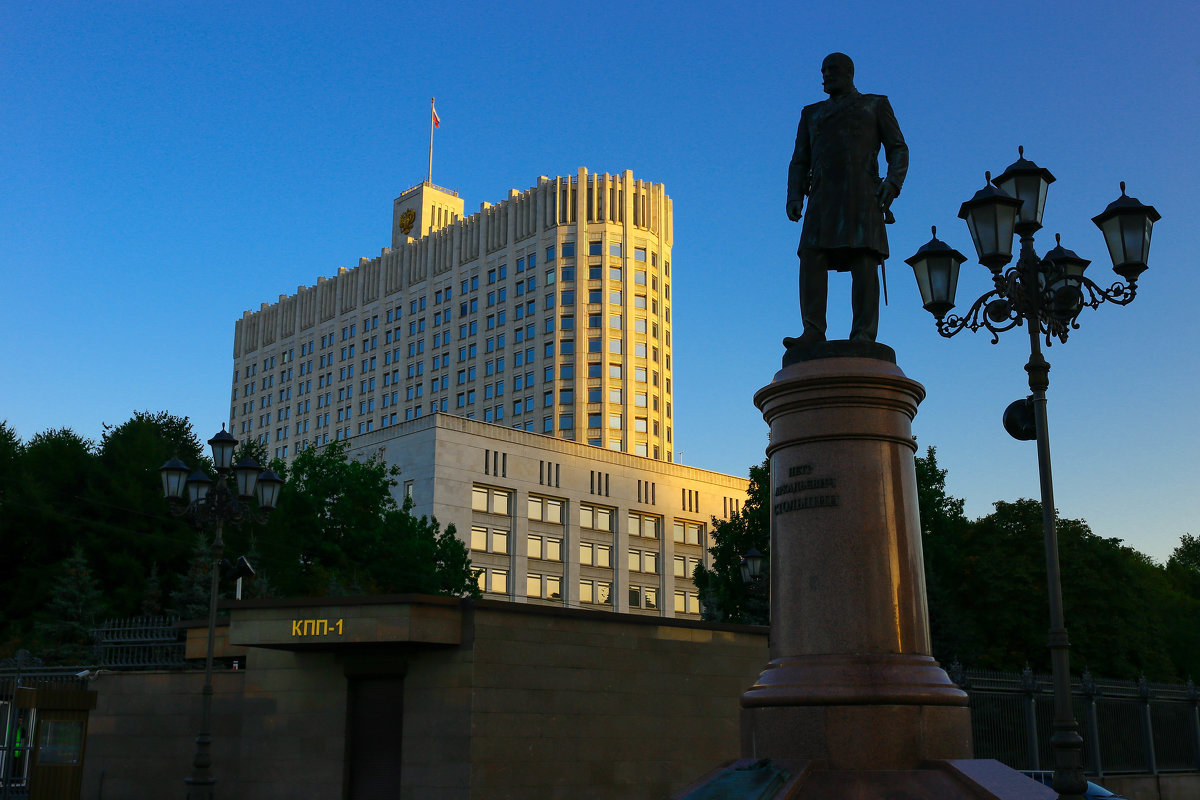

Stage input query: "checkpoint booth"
[{"left": 1, "top": 676, "right": 97, "bottom": 800}]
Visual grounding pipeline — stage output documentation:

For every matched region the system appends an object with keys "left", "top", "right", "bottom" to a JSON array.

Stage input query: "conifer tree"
[
  {"left": 141, "top": 562, "right": 163, "bottom": 616},
  {"left": 34, "top": 545, "right": 105, "bottom": 664},
  {"left": 169, "top": 533, "right": 220, "bottom": 620}
]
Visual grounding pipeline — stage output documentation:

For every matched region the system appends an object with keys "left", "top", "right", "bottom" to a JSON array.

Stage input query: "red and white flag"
[{"left": 431, "top": 98, "right": 440, "bottom": 129}]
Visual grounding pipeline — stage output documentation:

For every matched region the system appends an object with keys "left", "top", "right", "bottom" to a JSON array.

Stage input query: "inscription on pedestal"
[{"left": 773, "top": 463, "right": 840, "bottom": 515}]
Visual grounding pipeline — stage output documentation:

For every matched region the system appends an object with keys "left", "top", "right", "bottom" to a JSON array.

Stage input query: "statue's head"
[{"left": 821, "top": 53, "right": 855, "bottom": 97}]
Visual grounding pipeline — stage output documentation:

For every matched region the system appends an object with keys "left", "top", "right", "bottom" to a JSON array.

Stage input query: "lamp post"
[
  {"left": 159, "top": 427, "right": 282, "bottom": 800},
  {"left": 906, "top": 148, "right": 1160, "bottom": 799},
  {"left": 739, "top": 548, "right": 768, "bottom": 625}
]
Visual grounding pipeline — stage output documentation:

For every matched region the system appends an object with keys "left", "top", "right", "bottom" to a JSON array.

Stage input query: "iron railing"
[
  {"left": 950, "top": 662, "right": 1200, "bottom": 777},
  {"left": 91, "top": 616, "right": 186, "bottom": 669}
]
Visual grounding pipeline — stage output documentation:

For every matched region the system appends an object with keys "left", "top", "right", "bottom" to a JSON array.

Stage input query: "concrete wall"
[
  {"left": 81, "top": 598, "right": 767, "bottom": 800},
  {"left": 462, "top": 603, "right": 764, "bottom": 800},
  {"left": 82, "top": 670, "right": 246, "bottom": 800},
  {"left": 238, "top": 649, "right": 349, "bottom": 799}
]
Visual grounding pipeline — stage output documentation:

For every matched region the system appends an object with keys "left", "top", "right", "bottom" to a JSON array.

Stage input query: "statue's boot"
[{"left": 783, "top": 330, "right": 826, "bottom": 349}]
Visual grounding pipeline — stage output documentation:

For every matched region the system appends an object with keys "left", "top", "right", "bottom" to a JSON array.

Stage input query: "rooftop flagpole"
[{"left": 428, "top": 97, "right": 439, "bottom": 184}]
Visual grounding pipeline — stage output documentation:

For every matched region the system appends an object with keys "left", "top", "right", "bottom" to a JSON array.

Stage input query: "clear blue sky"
[{"left": 3, "top": 1, "right": 1197, "bottom": 562}]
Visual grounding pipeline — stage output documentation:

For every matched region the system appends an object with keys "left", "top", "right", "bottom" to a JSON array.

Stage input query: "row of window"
[
  {"left": 245, "top": 332, "right": 671, "bottom": 405},
  {"left": 251, "top": 366, "right": 599, "bottom": 420},
  {"left": 471, "top": 530, "right": 702, "bottom": 570},
  {"left": 242, "top": 287, "right": 669, "bottom": 390},
  {"left": 470, "top": 570, "right": 698, "bottom": 615},
  {"left": 471, "top": 528, "right": 572, "bottom": 561},
  {"left": 238, "top": 408, "right": 671, "bottom": 456},
  {"left": 241, "top": 325, "right": 672, "bottom": 399},
  {"left": 386, "top": 283, "right": 671, "bottom": 338},
  {"left": 474, "top": 487, "right": 707, "bottom": 544},
  {"left": 235, "top": 241, "right": 674, "bottom": 449}
]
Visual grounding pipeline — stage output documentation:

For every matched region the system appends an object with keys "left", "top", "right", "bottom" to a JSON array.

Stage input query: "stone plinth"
[{"left": 742, "top": 349, "right": 971, "bottom": 769}]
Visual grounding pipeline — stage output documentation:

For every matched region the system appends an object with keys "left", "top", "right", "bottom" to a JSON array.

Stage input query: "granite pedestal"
[
  {"left": 743, "top": 344, "right": 971, "bottom": 768},
  {"left": 674, "top": 343, "right": 1050, "bottom": 799}
]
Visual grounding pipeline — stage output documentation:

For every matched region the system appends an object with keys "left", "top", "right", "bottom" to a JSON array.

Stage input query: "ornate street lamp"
[
  {"left": 907, "top": 148, "right": 1159, "bottom": 800},
  {"left": 738, "top": 548, "right": 769, "bottom": 626},
  {"left": 159, "top": 426, "right": 282, "bottom": 800},
  {"left": 906, "top": 227, "right": 967, "bottom": 318},
  {"left": 740, "top": 548, "right": 766, "bottom": 585}
]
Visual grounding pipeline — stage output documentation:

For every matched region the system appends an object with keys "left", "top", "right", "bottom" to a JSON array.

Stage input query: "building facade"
[
  {"left": 344, "top": 414, "right": 747, "bottom": 619},
  {"left": 231, "top": 168, "right": 676, "bottom": 463}
]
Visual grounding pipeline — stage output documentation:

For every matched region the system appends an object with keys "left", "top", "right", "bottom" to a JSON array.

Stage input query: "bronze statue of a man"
[{"left": 786, "top": 53, "right": 908, "bottom": 345}]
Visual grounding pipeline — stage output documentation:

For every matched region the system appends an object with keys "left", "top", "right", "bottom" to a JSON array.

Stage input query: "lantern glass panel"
[
  {"left": 208, "top": 432, "right": 236, "bottom": 470},
  {"left": 912, "top": 260, "right": 934, "bottom": 307},
  {"left": 1124, "top": 217, "right": 1152, "bottom": 266},
  {"left": 965, "top": 216, "right": 989, "bottom": 261},
  {"left": 997, "top": 172, "right": 1048, "bottom": 227},
  {"left": 929, "top": 257, "right": 960, "bottom": 308},
  {"left": 256, "top": 471, "right": 283, "bottom": 510},
  {"left": 187, "top": 472, "right": 212, "bottom": 503},
  {"left": 1100, "top": 219, "right": 1124, "bottom": 266},
  {"left": 159, "top": 458, "right": 190, "bottom": 499},
  {"left": 1063, "top": 259, "right": 1087, "bottom": 280},
  {"left": 967, "top": 203, "right": 1016, "bottom": 266},
  {"left": 235, "top": 463, "right": 260, "bottom": 498}
]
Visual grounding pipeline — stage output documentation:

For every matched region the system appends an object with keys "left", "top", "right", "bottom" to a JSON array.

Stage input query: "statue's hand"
[
  {"left": 876, "top": 181, "right": 899, "bottom": 211},
  {"left": 786, "top": 199, "right": 804, "bottom": 221}
]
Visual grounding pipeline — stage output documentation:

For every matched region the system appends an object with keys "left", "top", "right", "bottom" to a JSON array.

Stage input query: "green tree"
[
  {"left": 921, "top": 494, "right": 1184, "bottom": 680},
  {"left": 360, "top": 496, "right": 480, "bottom": 597},
  {"left": 0, "top": 421, "right": 20, "bottom": 515},
  {"left": 915, "top": 447, "right": 973, "bottom": 663},
  {"left": 169, "top": 533, "right": 221, "bottom": 619},
  {"left": 0, "top": 428, "right": 97, "bottom": 655},
  {"left": 1161, "top": 533, "right": 1200, "bottom": 676},
  {"left": 1057, "top": 516, "right": 1176, "bottom": 679},
  {"left": 33, "top": 545, "right": 105, "bottom": 664},
  {"left": 1166, "top": 533, "right": 1200, "bottom": 597},
  {"left": 0, "top": 413, "right": 209, "bottom": 655},
  {"left": 88, "top": 411, "right": 208, "bottom": 616},
  {"left": 141, "top": 562, "right": 164, "bottom": 616},
  {"left": 693, "top": 460, "right": 770, "bottom": 624},
  {"left": 251, "top": 441, "right": 478, "bottom": 598}
]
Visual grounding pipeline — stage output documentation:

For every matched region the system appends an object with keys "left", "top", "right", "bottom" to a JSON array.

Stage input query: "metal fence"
[
  {"left": 949, "top": 662, "right": 1200, "bottom": 777},
  {"left": 91, "top": 615, "right": 186, "bottom": 669}
]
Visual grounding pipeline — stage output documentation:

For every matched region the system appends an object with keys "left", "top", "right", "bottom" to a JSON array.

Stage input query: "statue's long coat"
[{"left": 788, "top": 91, "right": 908, "bottom": 269}]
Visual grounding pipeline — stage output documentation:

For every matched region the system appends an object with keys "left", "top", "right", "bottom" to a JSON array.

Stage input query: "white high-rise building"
[
  {"left": 230, "top": 168, "right": 676, "bottom": 462},
  {"left": 227, "top": 169, "right": 745, "bottom": 618}
]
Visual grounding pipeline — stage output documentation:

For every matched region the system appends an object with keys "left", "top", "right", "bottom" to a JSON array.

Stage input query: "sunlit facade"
[
  {"left": 344, "top": 413, "right": 747, "bottom": 618},
  {"left": 230, "top": 168, "right": 676, "bottom": 463}
]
